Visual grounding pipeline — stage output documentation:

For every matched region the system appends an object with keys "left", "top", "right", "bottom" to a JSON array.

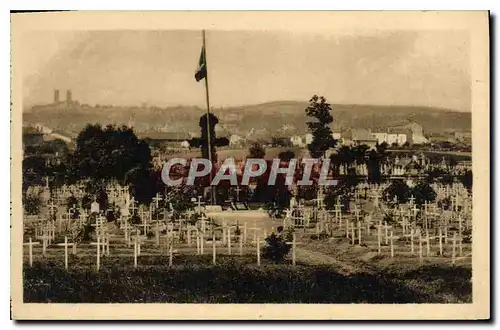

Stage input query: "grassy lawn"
[{"left": 23, "top": 255, "right": 471, "bottom": 303}]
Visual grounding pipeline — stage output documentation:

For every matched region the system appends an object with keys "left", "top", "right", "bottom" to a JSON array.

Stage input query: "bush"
[
  {"left": 24, "top": 195, "right": 41, "bottom": 215},
  {"left": 318, "top": 230, "right": 329, "bottom": 240},
  {"left": 462, "top": 228, "right": 472, "bottom": 243},
  {"left": 82, "top": 195, "right": 92, "bottom": 211},
  {"left": 262, "top": 233, "right": 291, "bottom": 263},
  {"left": 438, "top": 197, "right": 451, "bottom": 211},
  {"left": 281, "top": 227, "right": 295, "bottom": 242},
  {"left": 66, "top": 196, "right": 79, "bottom": 210},
  {"left": 130, "top": 213, "right": 141, "bottom": 225}
]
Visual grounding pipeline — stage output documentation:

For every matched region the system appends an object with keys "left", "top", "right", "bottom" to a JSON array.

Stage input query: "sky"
[{"left": 20, "top": 29, "right": 471, "bottom": 111}]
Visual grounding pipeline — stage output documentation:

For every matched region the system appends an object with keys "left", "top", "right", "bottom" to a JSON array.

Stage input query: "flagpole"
[{"left": 202, "top": 30, "right": 215, "bottom": 205}]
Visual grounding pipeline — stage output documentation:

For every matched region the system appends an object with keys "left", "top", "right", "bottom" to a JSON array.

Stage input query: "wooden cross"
[
  {"left": 435, "top": 227, "right": 446, "bottom": 256},
  {"left": 47, "top": 201, "right": 57, "bottom": 214},
  {"left": 186, "top": 225, "right": 197, "bottom": 247},
  {"left": 376, "top": 221, "right": 383, "bottom": 254},
  {"left": 129, "top": 198, "right": 138, "bottom": 213},
  {"left": 168, "top": 237, "right": 174, "bottom": 267},
  {"left": 134, "top": 230, "right": 144, "bottom": 256},
  {"left": 247, "top": 224, "right": 261, "bottom": 244},
  {"left": 352, "top": 205, "right": 361, "bottom": 222},
  {"left": 357, "top": 220, "right": 362, "bottom": 245},
  {"left": 417, "top": 229, "right": 430, "bottom": 258},
  {"left": 285, "top": 233, "right": 302, "bottom": 266},
  {"left": 447, "top": 232, "right": 461, "bottom": 265},
  {"left": 133, "top": 235, "right": 139, "bottom": 268},
  {"left": 23, "top": 237, "right": 39, "bottom": 267},
  {"left": 141, "top": 218, "right": 152, "bottom": 236},
  {"left": 56, "top": 236, "right": 74, "bottom": 270},
  {"left": 387, "top": 230, "right": 400, "bottom": 258},
  {"left": 212, "top": 233, "right": 217, "bottom": 265},
  {"left": 195, "top": 195, "right": 205, "bottom": 214},
  {"left": 39, "top": 230, "right": 52, "bottom": 257},
  {"left": 408, "top": 195, "right": 416, "bottom": 205},
  {"left": 197, "top": 231, "right": 205, "bottom": 255},
  {"left": 152, "top": 193, "right": 163, "bottom": 208},
  {"left": 151, "top": 220, "right": 162, "bottom": 246},
  {"left": 234, "top": 185, "right": 242, "bottom": 202},
  {"left": 226, "top": 225, "right": 237, "bottom": 255},
  {"left": 122, "top": 221, "right": 134, "bottom": 246},
  {"left": 383, "top": 221, "right": 392, "bottom": 245},
  {"left": 239, "top": 234, "right": 244, "bottom": 256},
  {"left": 49, "top": 221, "right": 56, "bottom": 240},
  {"left": 255, "top": 234, "right": 267, "bottom": 266},
  {"left": 90, "top": 236, "right": 102, "bottom": 271}
]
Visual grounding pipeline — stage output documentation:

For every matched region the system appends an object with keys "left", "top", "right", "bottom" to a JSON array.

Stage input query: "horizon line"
[{"left": 23, "top": 99, "right": 471, "bottom": 113}]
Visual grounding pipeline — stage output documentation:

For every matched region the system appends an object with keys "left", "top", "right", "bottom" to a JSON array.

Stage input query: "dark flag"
[{"left": 194, "top": 45, "right": 207, "bottom": 82}]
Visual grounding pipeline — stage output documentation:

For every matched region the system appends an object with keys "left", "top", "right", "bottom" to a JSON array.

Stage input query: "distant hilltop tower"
[
  {"left": 53, "top": 89, "right": 60, "bottom": 103},
  {"left": 66, "top": 90, "right": 72, "bottom": 104}
]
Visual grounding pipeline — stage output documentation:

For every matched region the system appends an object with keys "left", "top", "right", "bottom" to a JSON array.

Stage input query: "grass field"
[{"left": 23, "top": 254, "right": 471, "bottom": 303}]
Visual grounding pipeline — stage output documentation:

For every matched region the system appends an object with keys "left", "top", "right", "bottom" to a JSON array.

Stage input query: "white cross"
[
  {"left": 90, "top": 236, "right": 102, "bottom": 271},
  {"left": 152, "top": 193, "right": 163, "bottom": 208},
  {"left": 23, "top": 237, "right": 40, "bottom": 267},
  {"left": 234, "top": 186, "right": 242, "bottom": 202},
  {"left": 56, "top": 236, "right": 74, "bottom": 270},
  {"left": 352, "top": 205, "right": 361, "bottom": 222},
  {"left": 285, "top": 233, "right": 302, "bottom": 266},
  {"left": 130, "top": 199, "right": 138, "bottom": 213},
  {"left": 39, "top": 229, "right": 52, "bottom": 257}
]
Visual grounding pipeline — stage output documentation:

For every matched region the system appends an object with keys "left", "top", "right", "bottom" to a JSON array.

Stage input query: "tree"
[
  {"left": 71, "top": 124, "right": 151, "bottom": 184},
  {"left": 424, "top": 168, "right": 454, "bottom": 185},
  {"left": 125, "top": 166, "right": 156, "bottom": 205},
  {"left": 410, "top": 181, "right": 437, "bottom": 206},
  {"left": 22, "top": 155, "right": 47, "bottom": 189},
  {"left": 189, "top": 113, "right": 229, "bottom": 163},
  {"left": 166, "top": 183, "right": 198, "bottom": 213},
  {"left": 460, "top": 170, "right": 473, "bottom": 191},
  {"left": 324, "top": 179, "right": 352, "bottom": 212},
  {"left": 335, "top": 146, "right": 355, "bottom": 172},
  {"left": 305, "top": 95, "right": 336, "bottom": 158},
  {"left": 248, "top": 142, "right": 266, "bottom": 159},
  {"left": 366, "top": 142, "right": 388, "bottom": 184},
  {"left": 383, "top": 180, "right": 411, "bottom": 204}
]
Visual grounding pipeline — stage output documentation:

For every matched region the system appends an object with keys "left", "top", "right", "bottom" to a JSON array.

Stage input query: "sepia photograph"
[{"left": 10, "top": 11, "right": 490, "bottom": 320}]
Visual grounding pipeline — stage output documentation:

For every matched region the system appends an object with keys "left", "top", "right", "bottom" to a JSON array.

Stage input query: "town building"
[
  {"left": 454, "top": 131, "right": 472, "bottom": 144},
  {"left": 139, "top": 132, "right": 191, "bottom": 149},
  {"left": 290, "top": 135, "right": 304, "bottom": 147},
  {"left": 22, "top": 126, "right": 44, "bottom": 147},
  {"left": 304, "top": 133, "right": 313, "bottom": 145},
  {"left": 229, "top": 134, "right": 245, "bottom": 148}
]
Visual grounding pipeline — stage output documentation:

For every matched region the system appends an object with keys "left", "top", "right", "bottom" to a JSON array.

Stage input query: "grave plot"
[{"left": 21, "top": 180, "right": 473, "bottom": 303}]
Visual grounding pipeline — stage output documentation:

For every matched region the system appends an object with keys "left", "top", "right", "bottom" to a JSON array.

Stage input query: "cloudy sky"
[{"left": 20, "top": 29, "right": 471, "bottom": 111}]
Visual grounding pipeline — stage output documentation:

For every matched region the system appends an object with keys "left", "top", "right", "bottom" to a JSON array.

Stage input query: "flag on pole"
[{"left": 195, "top": 46, "right": 207, "bottom": 82}]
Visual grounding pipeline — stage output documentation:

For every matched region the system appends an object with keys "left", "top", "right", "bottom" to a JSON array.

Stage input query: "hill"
[{"left": 23, "top": 101, "right": 471, "bottom": 137}]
